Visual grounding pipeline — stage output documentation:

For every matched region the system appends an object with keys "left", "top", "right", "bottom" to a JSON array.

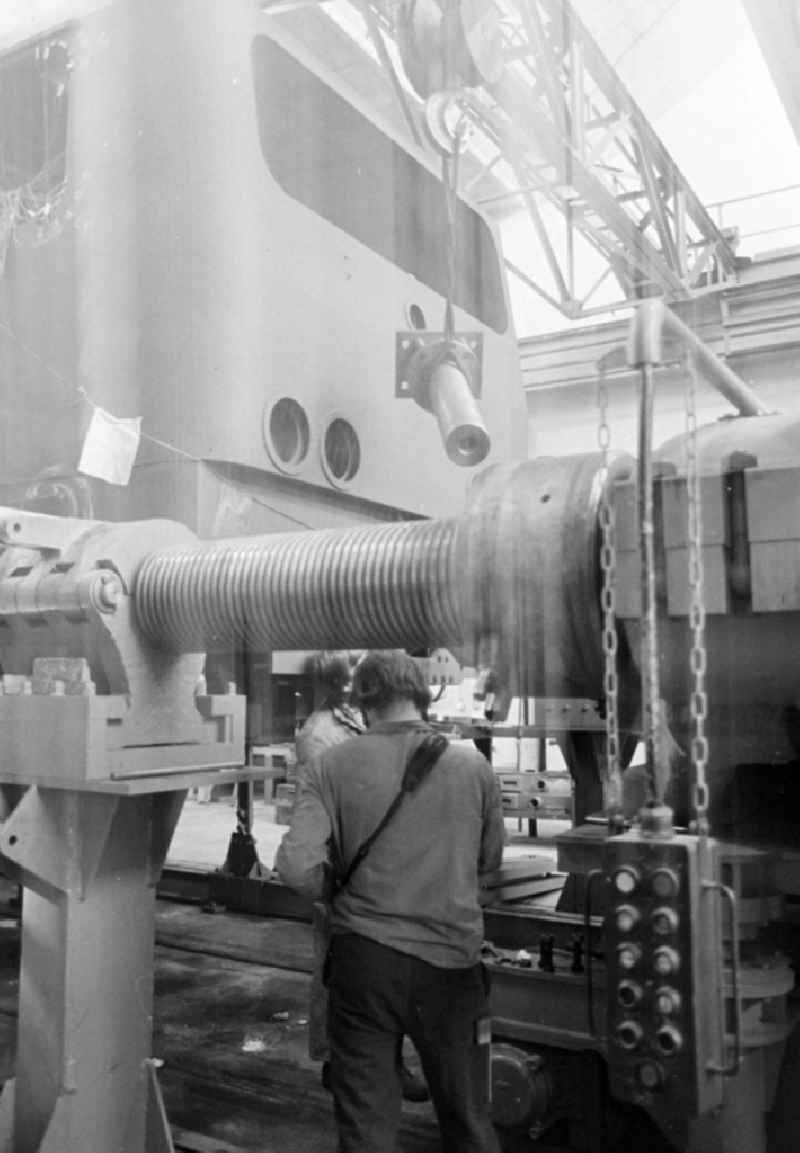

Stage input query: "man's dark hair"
[
  {"left": 303, "top": 651, "right": 352, "bottom": 705},
  {"left": 351, "top": 651, "right": 431, "bottom": 714}
]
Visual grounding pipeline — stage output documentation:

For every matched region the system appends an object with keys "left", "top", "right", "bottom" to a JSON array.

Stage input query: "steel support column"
[{"left": 0, "top": 786, "right": 185, "bottom": 1153}]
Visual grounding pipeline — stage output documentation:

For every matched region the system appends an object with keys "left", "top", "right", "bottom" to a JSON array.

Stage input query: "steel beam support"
[
  {"left": 535, "top": 0, "right": 736, "bottom": 276},
  {"left": 515, "top": 173, "right": 572, "bottom": 305},
  {"left": 520, "top": 0, "right": 569, "bottom": 139},
  {"left": 633, "top": 139, "right": 679, "bottom": 272},
  {"left": 0, "top": 786, "right": 184, "bottom": 1153},
  {"left": 505, "top": 256, "right": 571, "bottom": 314}
]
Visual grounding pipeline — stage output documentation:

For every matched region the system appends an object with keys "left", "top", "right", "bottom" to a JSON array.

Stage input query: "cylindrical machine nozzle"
[
  {"left": 404, "top": 338, "right": 491, "bottom": 467},
  {"left": 428, "top": 360, "right": 491, "bottom": 466}
]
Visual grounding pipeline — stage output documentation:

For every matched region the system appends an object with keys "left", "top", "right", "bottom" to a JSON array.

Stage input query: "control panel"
[{"left": 604, "top": 833, "right": 725, "bottom": 1120}]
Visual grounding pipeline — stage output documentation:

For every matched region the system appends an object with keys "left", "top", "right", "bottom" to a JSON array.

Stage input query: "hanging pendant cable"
[
  {"left": 637, "top": 357, "right": 662, "bottom": 806},
  {"left": 597, "top": 362, "right": 622, "bottom": 821},
  {"left": 441, "top": 0, "right": 466, "bottom": 346},
  {"left": 684, "top": 352, "right": 710, "bottom": 839}
]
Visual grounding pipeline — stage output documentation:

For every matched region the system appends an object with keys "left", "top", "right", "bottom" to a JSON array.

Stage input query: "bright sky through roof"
[
  {"left": 638, "top": 1, "right": 800, "bottom": 223},
  {"left": 508, "top": 0, "right": 800, "bottom": 334}
]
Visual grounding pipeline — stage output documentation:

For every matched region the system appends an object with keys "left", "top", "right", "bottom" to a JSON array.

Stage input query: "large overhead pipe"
[{"left": 648, "top": 302, "right": 771, "bottom": 417}]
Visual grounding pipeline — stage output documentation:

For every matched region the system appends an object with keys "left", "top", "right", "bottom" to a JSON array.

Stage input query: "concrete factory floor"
[
  {"left": 0, "top": 893, "right": 441, "bottom": 1153},
  {"left": 154, "top": 904, "right": 442, "bottom": 1152}
]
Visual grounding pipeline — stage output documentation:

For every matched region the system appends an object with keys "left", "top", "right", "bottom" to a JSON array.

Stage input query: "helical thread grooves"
[{"left": 133, "top": 519, "right": 461, "bottom": 654}]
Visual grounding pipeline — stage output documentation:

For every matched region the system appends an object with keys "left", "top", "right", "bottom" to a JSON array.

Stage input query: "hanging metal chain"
[
  {"left": 685, "top": 354, "right": 710, "bottom": 835},
  {"left": 597, "top": 364, "right": 622, "bottom": 817}
]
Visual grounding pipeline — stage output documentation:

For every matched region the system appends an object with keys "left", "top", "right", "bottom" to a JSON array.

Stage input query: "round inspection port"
[
  {"left": 263, "top": 398, "right": 310, "bottom": 473},
  {"left": 322, "top": 417, "right": 361, "bottom": 487},
  {"left": 407, "top": 302, "right": 427, "bottom": 331}
]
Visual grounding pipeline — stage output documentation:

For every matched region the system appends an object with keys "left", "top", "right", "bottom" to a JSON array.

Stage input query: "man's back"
[
  {"left": 276, "top": 651, "right": 503, "bottom": 1153},
  {"left": 279, "top": 719, "right": 504, "bottom": 968}
]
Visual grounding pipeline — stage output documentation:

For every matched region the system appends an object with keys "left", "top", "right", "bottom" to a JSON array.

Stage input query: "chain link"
[
  {"left": 597, "top": 367, "right": 622, "bottom": 816},
  {"left": 685, "top": 354, "right": 710, "bottom": 835}
]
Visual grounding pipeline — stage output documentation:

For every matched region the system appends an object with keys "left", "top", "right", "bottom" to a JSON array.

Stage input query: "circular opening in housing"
[
  {"left": 322, "top": 417, "right": 361, "bottom": 486},
  {"left": 264, "top": 398, "right": 310, "bottom": 473},
  {"left": 408, "top": 303, "right": 427, "bottom": 331}
]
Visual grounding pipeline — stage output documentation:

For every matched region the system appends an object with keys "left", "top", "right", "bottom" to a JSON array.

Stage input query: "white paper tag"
[{"left": 78, "top": 405, "right": 142, "bottom": 486}]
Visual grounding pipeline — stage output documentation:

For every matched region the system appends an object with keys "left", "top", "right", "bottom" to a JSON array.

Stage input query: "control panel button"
[
  {"left": 617, "top": 943, "right": 642, "bottom": 971},
  {"left": 615, "top": 905, "right": 640, "bottom": 934},
  {"left": 651, "top": 868, "right": 680, "bottom": 899},
  {"left": 613, "top": 866, "right": 640, "bottom": 896},
  {"left": 656, "top": 1024, "right": 684, "bottom": 1056},
  {"left": 654, "top": 986, "right": 682, "bottom": 1016},
  {"left": 652, "top": 946, "right": 681, "bottom": 976},
  {"left": 651, "top": 906, "right": 679, "bottom": 936},
  {"left": 617, "top": 980, "right": 643, "bottom": 1009},
  {"left": 616, "top": 1020, "right": 643, "bottom": 1050},
  {"left": 639, "top": 1060, "right": 665, "bottom": 1090}
]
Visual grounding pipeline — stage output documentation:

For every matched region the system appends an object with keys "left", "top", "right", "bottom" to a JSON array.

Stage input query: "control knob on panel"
[
  {"left": 617, "top": 980, "right": 643, "bottom": 1009},
  {"left": 616, "top": 1020, "right": 644, "bottom": 1050},
  {"left": 650, "top": 868, "right": 680, "bottom": 899},
  {"left": 652, "top": 946, "right": 681, "bottom": 977},
  {"left": 655, "top": 1023, "right": 684, "bottom": 1057},
  {"left": 615, "top": 904, "right": 641, "bottom": 933},
  {"left": 638, "top": 1060, "right": 665, "bottom": 1091},
  {"left": 651, "top": 906, "right": 679, "bottom": 936},
  {"left": 613, "top": 866, "right": 640, "bottom": 896},
  {"left": 617, "top": 942, "right": 642, "bottom": 972},
  {"left": 654, "top": 986, "right": 682, "bottom": 1015}
]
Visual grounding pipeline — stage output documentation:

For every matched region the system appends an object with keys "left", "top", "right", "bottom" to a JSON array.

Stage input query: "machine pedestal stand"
[{"left": 0, "top": 785, "right": 185, "bottom": 1153}]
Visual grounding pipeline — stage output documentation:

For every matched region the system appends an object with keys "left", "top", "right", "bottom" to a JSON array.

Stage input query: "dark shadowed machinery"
[{"left": 0, "top": 2, "right": 799, "bottom": 1152}]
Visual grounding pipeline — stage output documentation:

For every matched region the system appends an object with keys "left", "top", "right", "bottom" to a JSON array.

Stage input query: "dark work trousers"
[{"left": 327, "top": 932, "right": 500, "bottom": 1153}]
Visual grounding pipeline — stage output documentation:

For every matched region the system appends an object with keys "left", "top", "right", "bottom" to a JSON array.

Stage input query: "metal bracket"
[
  {"left": 0, "top": 787, "right": 121, "bottom": 898},
  {"left": 395, "top": 331, "right": 483, "bottom": 400},
  {"left": 0, "top": 509, "right": 85, "bottom": 556},
  {"left": 703, "top": 880, "right": 743, "bottom": 1078},
  {"left": 584, "top": 868, "right": 604, "bottom": 1037}
]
